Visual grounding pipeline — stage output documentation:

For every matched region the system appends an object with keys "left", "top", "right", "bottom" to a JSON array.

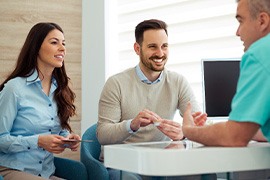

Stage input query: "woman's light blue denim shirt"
[{"left": 0, "top": 70, "right": 69, "bottom": 178}]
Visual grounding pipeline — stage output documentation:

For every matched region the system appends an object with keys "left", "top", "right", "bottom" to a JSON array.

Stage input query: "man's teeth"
[{"left": 153, "top": 59, "right": 162, "bottom": 62}]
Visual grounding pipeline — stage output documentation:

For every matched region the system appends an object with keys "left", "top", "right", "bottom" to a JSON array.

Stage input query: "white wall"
[{"left": 81, "top": 0, "right": 106, "bottom": 134}]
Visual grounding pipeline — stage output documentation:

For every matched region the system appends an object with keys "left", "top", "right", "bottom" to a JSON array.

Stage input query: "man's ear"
[
  {"left": 258, "top": 12, "right": 270, "bottom": 32},
  {"left": 134, "top": 42, "right": 140, "bottom": 55}
]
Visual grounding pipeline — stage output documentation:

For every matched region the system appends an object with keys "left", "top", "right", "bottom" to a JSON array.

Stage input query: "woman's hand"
[
  {"left": 64, "top": 134, "right": 81, "bottom": 151},
  {"left": 38, "top": 134, "right": 81, "bottom": 153},
  {"left": 38, "top": 134, "right": 66, "bottom": 154}
]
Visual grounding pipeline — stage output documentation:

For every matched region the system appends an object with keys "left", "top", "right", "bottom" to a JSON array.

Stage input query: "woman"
[{"left": 0, "top": 22, "right": 80, "bottom": 180}]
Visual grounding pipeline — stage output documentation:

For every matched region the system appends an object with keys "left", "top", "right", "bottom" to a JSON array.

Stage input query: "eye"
[
  {"left": 51, "top": 41, "right": 57, "bottom": 44},
  {"left": 236, "top": 17, "right": 242, "bottom": 24},
  {"left": 163, "top": 44, "right": 168, "bottom": 48},
  {"left": 62, "top": 42, "right": 66, "bottom": 46},
  {"left": 148, "top": 45, "right": 156, "bottom": 49}
]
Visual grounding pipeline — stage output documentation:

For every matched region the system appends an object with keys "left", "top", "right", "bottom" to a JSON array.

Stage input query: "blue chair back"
[
  {"left": 81, "top": 123, "right": 109, "bottom": 180},
  {"left": 82, "top": 124, "right": 101, "bottom": 159},
  {"left": 54, "top": 157, "right": 87, "bottom": 180}
]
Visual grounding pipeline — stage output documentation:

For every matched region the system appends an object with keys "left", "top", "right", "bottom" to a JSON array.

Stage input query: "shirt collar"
[
  {"left": 135, "top": 65, "right": 163, "bottom": 84},
  {"left": 26, "top": 69, "right": 40, "bottom": 85},
  {"left": 26, "top": 69, "right": 57, "bottom": 88}
]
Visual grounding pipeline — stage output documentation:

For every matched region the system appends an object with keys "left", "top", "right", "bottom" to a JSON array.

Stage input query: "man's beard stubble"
[{"left": 140, "top": 52, "right": 167, "bottom": 72}]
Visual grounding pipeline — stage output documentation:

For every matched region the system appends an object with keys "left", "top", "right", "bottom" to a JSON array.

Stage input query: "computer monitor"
[{"left": 202, "top": 58, "right": 240, "bottom": 120}]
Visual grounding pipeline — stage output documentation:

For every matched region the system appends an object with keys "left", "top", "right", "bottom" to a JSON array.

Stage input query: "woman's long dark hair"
[{"left": 0, "top": 22, "right": 76, "bottom": 132}]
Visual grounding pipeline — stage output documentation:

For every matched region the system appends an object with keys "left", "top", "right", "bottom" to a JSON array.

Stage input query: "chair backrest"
[
  {"left": 81, "top": 123, "right": 109, "bottom": 180},
  {"left": 81, "top": 123, "right": 101, "bottom": 160},
  {"left": 54, "top": 157, "right": 88, "bottom": 180}
]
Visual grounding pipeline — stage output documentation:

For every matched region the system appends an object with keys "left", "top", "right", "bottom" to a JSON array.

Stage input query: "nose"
[
  {"left": 155, "top": 47, "right": 165, "bottom": 57},
  {"left": 59, "top": 44, "right": 66, "bottom": 51},
  {"left": 236, "top": 26, "right": 240, "bottom": 37}
]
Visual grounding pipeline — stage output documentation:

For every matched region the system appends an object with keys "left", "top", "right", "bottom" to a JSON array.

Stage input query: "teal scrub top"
[{"left": 229, "top": 33, "right": 270, "bottom": 142}]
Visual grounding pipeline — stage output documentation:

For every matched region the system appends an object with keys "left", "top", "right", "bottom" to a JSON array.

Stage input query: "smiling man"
[
  {"left": 182, "top": 0, "right": 270, "bottom": 146},
  {"left": 97, "top": 19, "right": 215, "bottom": 180},
  {"left": 97, "top": 19, "right": 201, "bottom": 149}
]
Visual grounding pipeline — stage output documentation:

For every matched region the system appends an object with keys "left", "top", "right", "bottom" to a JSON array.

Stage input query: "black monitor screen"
[{"left": 202, "top": 59, "right": 240, "bottom": 117}]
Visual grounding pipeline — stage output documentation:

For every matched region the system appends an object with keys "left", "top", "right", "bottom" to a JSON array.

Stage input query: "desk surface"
[{"left": 104, "top": 140, "right": 270, "bottom": 176}]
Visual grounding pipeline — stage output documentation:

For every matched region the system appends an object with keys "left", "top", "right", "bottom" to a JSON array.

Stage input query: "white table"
[{"left": 104, "top": 140, "right": 270, "bottom": 177}]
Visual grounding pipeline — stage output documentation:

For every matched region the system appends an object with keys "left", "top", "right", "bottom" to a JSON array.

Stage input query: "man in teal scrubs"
[{"left": 182, "top": 0, "right": 270, "bottom": 146}]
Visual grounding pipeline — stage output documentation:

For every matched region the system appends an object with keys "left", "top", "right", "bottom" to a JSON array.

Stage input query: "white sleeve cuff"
[{"left": 126, "top": 119, "right": 136, "bottom": 134}]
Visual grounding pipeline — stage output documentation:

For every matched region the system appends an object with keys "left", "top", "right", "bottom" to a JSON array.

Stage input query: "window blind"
[{"left": 106, "top": 0, "right": 243, "bottom": 118}]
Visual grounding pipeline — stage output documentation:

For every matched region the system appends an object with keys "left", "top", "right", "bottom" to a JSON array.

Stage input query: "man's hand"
[
  {"left": 157, "top": 120, "right": 184, "bottom": 141},
  {"left": 130, "top": 109, "right": 161, "bottom": 131},
  {"left": 253, "top": 129, "right": 267, "bottom": 142},
  {"left": 193, "top": 111, "right": 207, "bottom": 126},
  {"left": 183, "top": 102, "right": 207, "bottom": 133}
]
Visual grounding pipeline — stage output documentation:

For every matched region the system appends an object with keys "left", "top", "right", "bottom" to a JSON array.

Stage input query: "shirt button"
[
  {"left": 27, "top": 147, "right": 30, "bottom": 150},
  {"left": 49, "top": 129, "right": 51, "bottom": 132},
  {"left": 51, "top": 118, "right": 54, "bottom": 120},
  {"left": 39, "top": 161, "right": 42, "bottom": 164},
  {"left": 49, "top": 104, "right": 52, "bottom": 107}
]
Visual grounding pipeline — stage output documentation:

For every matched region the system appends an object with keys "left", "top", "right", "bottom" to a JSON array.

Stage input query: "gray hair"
[{"left": 237, "top": 0, "right": 270, "bottom": 19}]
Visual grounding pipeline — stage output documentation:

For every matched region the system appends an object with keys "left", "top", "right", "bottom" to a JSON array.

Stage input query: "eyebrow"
[
  {"left": 147, "top": 42, "right": 168, "bottom": 46},
  {"left": 147, "top": 43, "right": 157, "bottom": 46},
  {"left": 49, "top": 37, "right": 65, "bottom": 42}
]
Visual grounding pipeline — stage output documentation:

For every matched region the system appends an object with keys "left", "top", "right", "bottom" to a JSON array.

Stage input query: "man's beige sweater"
[{"left": 97, "top": 67, "right": 200, "bottom": 160}]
